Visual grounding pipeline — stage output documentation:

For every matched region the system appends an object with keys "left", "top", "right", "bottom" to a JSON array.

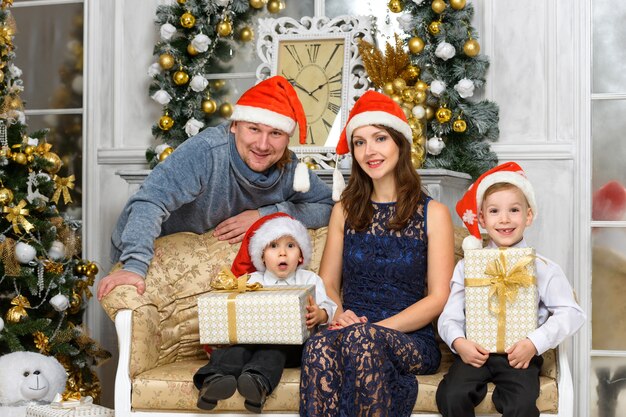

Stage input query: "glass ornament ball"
[
  {"left": 180, "top": 12, "right": 196, "bottom": 29},
  {"left": 450, "top": 0, "right": 466, "bottom": 10},
  {"left": 432, "top": 0, "right": 447, "bottom": 14},
  {"left": 202, "top": 98, "right": 218, "bottom": 114},
  {"left": 249, "top": 0, "right": 264, "bottom": 9},
  {"left": 453, "top": 119, "right": 467, "bottom": 132},
  {"left": 158, "top": 114, "right": 174, "bottom": 131},
  {"left": 388, "top": 0, "right": 404, "bottom": 13},
  {"left": 159, "top": 53, "right": 175, "bottom": 70},
  {"left": 217, "top": 19, "right": 232, "bottom": 37},
  {"left": 43, "top": 152, "right": 62, "bottom": 174},
  {"left": 187, "top": 44, "right": 198, "bottom": 56},
  {"left": 219, "top": 102, "right": 234, "bottom": 118},
  {"left": 428, "top": 21, "right": 441, "bottom": 35},
  {"left": 173, "top": 70, "right": 190, "bottom": 85},
  {"left": 463, "top": 39, "right": 481, "bottom": 57},
  {"left": 159, "top": 146, "right": 174, "bottom": 162},
  {"left": 436, "top": 107, "right": 452, "bottom": 123},
  {"left": 0, "top": 187, "right": 13, "bottom": 205},
  {"left": 267, "top": 0, "right": 280, "bottom": 13}
]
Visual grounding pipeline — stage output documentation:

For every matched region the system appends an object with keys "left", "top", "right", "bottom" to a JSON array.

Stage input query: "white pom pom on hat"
[{"left": 455, "top": 161, "right": 537, "bottom": 251}]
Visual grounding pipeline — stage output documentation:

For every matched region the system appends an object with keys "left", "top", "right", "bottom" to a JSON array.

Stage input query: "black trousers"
[
  {"left": 436, "top": 354, "right": 543, "bottom": 417},
  {"left": 193, "top": 344, "right": 303, "bottom": 395}
]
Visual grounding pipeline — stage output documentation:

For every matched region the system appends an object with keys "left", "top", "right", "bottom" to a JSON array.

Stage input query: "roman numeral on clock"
[
  {"left": 307, "top": 43, "right": 320, "bottom": 63},
  {"left": 330, "top": 88, "right": 342, "bottom": 98},
  {"left": 285, "top": 45, "right": 304, "bottom": 69},
  {"left": 324, "top": 43, "right": 342, "bottom": 70},
  {"left": 327, "top": 102, "right": 340, "bottom": 114}
]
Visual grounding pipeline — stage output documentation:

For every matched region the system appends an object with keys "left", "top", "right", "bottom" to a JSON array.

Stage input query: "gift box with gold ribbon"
[
  {"left": 464, "top": 247, "right": 538, "bottom": 353},
  {"left": 198, "top": 267, "right": 314, "bottom": 345}
]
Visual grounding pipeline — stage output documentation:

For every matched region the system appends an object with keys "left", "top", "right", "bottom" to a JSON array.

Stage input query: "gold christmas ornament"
[
  {"left": 217, "top": 19, "right": 233, "bottom": 37},
  {"left": 159, "top": 53, "right": 175, "bottom": 70},
  {"left": 425, "top": 106, "right": 435, "bottom": 120},
  {"left": 34, "top": 331, "right": 50, "bottom": 354},
  {"left": 24, "top": 145, "right": 35, "bottom": 155},
  {"left": 43, "top": 152, "right": 62, "bottom": 174},
  {"left": 180, "top": 12, "right": 196, "bottom": 29},
  {"left": 401, "top": 105, "right": 412, "bottom": 119},
  {"left": 436, "top": 106, "right": 453, "bottom": 123},
  {"left": 432, "top": 0, "right": 447, "bottom": 14},
  {"left": 239, "top": 26, "right": 254, "bottom": 42},
  {"left": 87, "top": 263, "right": 99, "bottom": 276},
  {"left": 408, "top": 117, "right": 420, "bottom": 131},
  {"left": 463, "top": 39, "right": 480, "bottom": 57},
  {"left": 450, "top": 0, "right": 466, "bottom": 10},
  {"left": 403, "top": 65, "right": 420, "bottom": 81},
  {"left": 74, "top": 263, "right": 85, "bottom": 275},
  {"left": 453, "top": 118, "right": 467, "bottom": 132},
  {"left": 69, "top": 291, "right": 82, "bottom": 314},
  {"left": 392, "top": 77, "right": 407, "bottom": 93},
  {"left": 201, "top": 98, "right": 218, "bottom": 114},
  {"left": 159, "top": 146, "right": 174, "bottom": 162},
  {"left": 401, "top": 87, "right": 416, "bottom": 102},
  {"left": 383, "top": 82, "right": 395, "bottom": 96},
  {"left": 391, "top": 94, "right": 403, "bottom": 105},
  {"left": 388, "top": 0, "right": 404, "bottom": 13},
  {"left": 187, "top": 44, "right": 198, "bottom": 56},
  {"left": 267, "top": 0, "right": 280, "bottom": 13},
  {"left": 408, "top": 37, "right": 425, "bottom": 54},
  {"left": 158, "top": 114, "right": 174, "bottom": 131},
  {"left": 415, "top": 80, "right": 428, "bottom": 92},
  {"left": 414, "top": 90, "right": 427, "bottom": 104},
  {"left": 11, "top": 152, "right": 27, "bottom": 165},
  {"left": 177, "top": 0, "right": 186, "bottom": 3},
  {"left": 173, "top": 69, "right": 190, "bottom": 85},
  {"left": 219, "top": 102, "right": 234, "bottom": 118},
  {"left": 411, "top": 147, "right": 425, "bottom": 169},
  {"left": 0, "top": 71, "right": 3, "bottom": 83},
  {"left": 6, "top": 295, "right": 30, "bottom": 323},
  {"left": 428, "top": 21, "right": 442, "bottom": 35},
  {"left": 249, "top": 0, "right": 264, "bottom": 9},
  {"left": 0, "top": 187, "right": 13, "bottom": 205},
  {"left": 212, "top": 79, "right": 226, "bottom": 89}
]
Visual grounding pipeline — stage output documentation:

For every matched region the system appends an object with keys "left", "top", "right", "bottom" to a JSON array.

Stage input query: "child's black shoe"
[
  {"left": 197, "top": 374, "right": 237, "bottom": 410},
  {"left": 237, "top": 372, "right": 269, "bottom": 413}
]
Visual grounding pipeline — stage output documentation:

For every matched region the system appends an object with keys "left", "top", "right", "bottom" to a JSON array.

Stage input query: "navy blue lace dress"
[{"left": 300, "top": 196, "right": 441, "bottom": 417}]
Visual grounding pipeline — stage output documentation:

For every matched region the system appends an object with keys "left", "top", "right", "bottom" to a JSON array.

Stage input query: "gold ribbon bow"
[
  {"left": 465, "top": 251, "right": 536, "bottom": 352},
  {"left": 76, "top": 279, "right": 93, "bottom": 300},
  {"left": 3, "top": 199, "right": 34, "bottom": 234},
  {"left": 35, "top": 142, "right": 52, "bottom": 155},
  {"left": 62, "top": 391, "right": 82, "bottom": 402},
  {"left": 52, "top": 174, "right": 75, "bottom": 205}
]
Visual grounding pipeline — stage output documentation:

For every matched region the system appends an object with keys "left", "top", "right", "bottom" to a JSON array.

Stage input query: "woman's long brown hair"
[{"left": 341, "top": 125, "right": 423, "bottom": 231}]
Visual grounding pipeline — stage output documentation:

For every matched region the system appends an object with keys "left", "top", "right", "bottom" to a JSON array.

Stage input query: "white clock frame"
[{"left": 256, "top": 15, "right": 373, "bottom": 166}]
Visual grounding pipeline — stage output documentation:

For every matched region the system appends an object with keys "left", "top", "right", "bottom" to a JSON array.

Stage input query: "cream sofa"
[{"left": 101, "top": 227, "right": 571, "bottom": 417}]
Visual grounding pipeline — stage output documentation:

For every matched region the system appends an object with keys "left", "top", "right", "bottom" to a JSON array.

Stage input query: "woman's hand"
[{"left": 328, "top": 309, "right": 367, "bottom": 330}]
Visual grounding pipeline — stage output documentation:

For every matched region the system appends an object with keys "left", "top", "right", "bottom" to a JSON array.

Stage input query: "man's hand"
[
  {"left": 213, "top": 210, "right": 260, "bottom": 244},
  {"left": 305, "top": 295, "right": 328, "bottom": 329},
  {"left": 452, "top": 338, "right": 490, "bottom": 368},
  {"left": 97, "top": 270, "right": 145, "bottom": 301},
  {"left": 506, "top": 338, "right": 537, "bottom": 369}
]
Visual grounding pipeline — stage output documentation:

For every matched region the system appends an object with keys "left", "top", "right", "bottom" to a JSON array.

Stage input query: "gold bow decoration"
[
  {"left": 3, "top": 199, "right": 34, "bottom": 234},
  {"left": 211, "top": 266, "right": 262, "bottom": 292},
  {"left": 75, "top": 278, "right": 93, "bottom": 300},
  {"left": 6, "top": 294, "right": 30, "bottom": 322},
  {"left": 34, "top": 142, "right": 52, "bottom": 156},
  {"left": 33, "top": 331, "right": 50, "bottom": 354},
  {"left": 52, "top": 174, "right": 75, "bottom": 205},
  {"left": 465, "top": 251, "right": 536, "bottom": 352}
]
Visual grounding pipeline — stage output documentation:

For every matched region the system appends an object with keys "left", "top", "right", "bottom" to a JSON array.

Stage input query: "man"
[{"left": 97, "top": 76, "right": 334, "bottom": 300}]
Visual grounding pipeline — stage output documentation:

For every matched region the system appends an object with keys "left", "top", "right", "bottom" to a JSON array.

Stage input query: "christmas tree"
[
  {"left": 0, "top": 3, "right": 109, "bottom": 400},
  {"left": 396, "top": 0, "right": 499, "bottom": 179},
  {"left": 146, "top": 0, "right": 284, "bottom": 167}
]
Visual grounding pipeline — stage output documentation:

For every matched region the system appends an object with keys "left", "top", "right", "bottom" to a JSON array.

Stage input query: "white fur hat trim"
[
  {"left": 230, "top": 104, "right": 296, "bottom": 135},
  {"left": 475, "top": 171, "right": 538, "bottom": 220},
  {"left": 248, "top": 216, "right": 312, "bottom": 272},
  {"left": 345, "top": 111, "right": 413, "bottom": 149}
]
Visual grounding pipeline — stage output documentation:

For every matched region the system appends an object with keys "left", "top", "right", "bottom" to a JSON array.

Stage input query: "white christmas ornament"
[
  {"left": 412, "top": 105, "right": 426, "bottom": 119},
  {"left": 48, "top": 240, "right": 66, "bottom": 261},
  {"left": 215, "top": 0, "right": 229, "bottom": 6},
  {"left": 27, "top": 137, "right": 38, "bottom": 146},
  {"left": 50, "top": 293, "right": 70, "bottom": 312},
  {"left": 426, "top": 136, "right": 446, "bottom": 155},
  {"left": 155, "top": 143, "right": 171, "bottom": 155},
  {"left": 8, "top": 64, "right": 22, "bottom": 78},
  {"left": 191, "top": 33, "right": 211, "bottom": 53},
  {"left": 148, "top": 62, "right": 161, "bottom": 77},
  {"left": 184, "top": 118, "right": 205, "bottom": 137},
  {"left": 160, "top": 23, "right": 177, "bottom": 40},
  {"left": 412, "top": 0, "right": 425, "bottom": 4},
  {"left": 15, "top": 110, "right": 25, "bottom": 124},
  {"left": 15, "top": 242, "right": 37, "bottom": 264},
  {"left": 397, "top": 14, "right": 415, "bottom": 33},
  {"left": 454, "top": 78, "right": 475, "bottom": 98},
  {"left": 71, "top": 75, "right": 83, "bottom": 94},
  {"left": 430, "top": 80, "right": 446, "bottom": 97},
  {"left": 0, "top": 317, "right": 3, "bottom": 332},
  {"left": 435, "top": 41, "right": 456, "bottom": 61},
  {"left": 190, "top": 75, "right": 209, "bottom": 92},
  {"left": 151, "top": 89, "right": 172, "bottom": 105}
]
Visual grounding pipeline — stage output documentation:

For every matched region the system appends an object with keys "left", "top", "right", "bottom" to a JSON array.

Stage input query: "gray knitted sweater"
[{"left": 111, "top": 123, "right": 333, "bottom": 277}]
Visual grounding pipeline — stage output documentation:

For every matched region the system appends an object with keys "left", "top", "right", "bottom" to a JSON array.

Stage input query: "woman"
[{"left": 300, "top": 91, "right": 455, "bottom": 416}]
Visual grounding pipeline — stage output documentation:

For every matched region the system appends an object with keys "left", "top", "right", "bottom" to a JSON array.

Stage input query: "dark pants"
[
  {"left": 436, "top": 354, "right": 543, "bottom": 417},
  {"left": 193, "top": 344, "right": 303, "bottom": 395}
]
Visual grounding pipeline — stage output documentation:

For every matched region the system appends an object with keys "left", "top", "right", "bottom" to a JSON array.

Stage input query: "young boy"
[
  {"left": 436, "top": 162, "right": 586, "bottom": 417},
  {"left": 193, "top": 212, "right": 337, "bottom": 413}
]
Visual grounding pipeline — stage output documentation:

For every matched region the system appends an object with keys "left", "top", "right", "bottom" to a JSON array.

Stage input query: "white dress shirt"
[
  {"left": 438, "top": 238, "right": 586, "bottom": 355},
  {"left": 248, "top": 269, "right": 337, "bottom": 325}
]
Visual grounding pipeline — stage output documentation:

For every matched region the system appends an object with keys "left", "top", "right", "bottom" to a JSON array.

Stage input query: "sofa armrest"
[{"left": 100, "top": 284, "right": 154, "bottom": 320}]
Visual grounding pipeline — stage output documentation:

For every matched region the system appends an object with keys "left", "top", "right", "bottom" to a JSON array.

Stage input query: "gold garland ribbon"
[
  {"left": 52, "top": 174, "right": 75, "bottom": 205},
  {"left": 0, "top": 237, "right": 20, "bottom": 276},
  {"left": 465, "top": 251, "right": 536, "bottom": 352},
  {"left": 3, "top": 199, "right": 34, "bottom": 234}
]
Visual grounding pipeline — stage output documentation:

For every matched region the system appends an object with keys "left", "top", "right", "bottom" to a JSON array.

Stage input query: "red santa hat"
[
  {"left": 230, "top": 212, "right": 313, "bottom": 277},
  {"left": 230, "top": 75, "right": 311, "bottom": 193},
  {"left": 455, "top": 161, "right": 537, "bottom": 251},
  {"left": 332, "top": 90, "right": 413, "bottom": 201}
]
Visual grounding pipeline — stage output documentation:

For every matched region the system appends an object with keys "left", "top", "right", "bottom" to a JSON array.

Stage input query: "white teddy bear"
[{"left": 0, "top": 351, "right": 67, "bottom": 417}]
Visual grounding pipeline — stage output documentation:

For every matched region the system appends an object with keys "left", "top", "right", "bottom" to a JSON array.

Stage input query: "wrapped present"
[
  {"left": 464, "top": 247, "right": 538, "bottom": 353},
  {"left": 198, "top": 267, "right": 314, "bottom": 344}
]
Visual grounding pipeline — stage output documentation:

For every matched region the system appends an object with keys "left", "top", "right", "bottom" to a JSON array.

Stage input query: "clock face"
[{"left": 277, "top": 38, "right": 346, "bottom": 147}]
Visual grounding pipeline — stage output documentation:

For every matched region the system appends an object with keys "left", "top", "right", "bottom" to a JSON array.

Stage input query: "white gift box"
[
  {"left": 198, "top": 285, "right": 314, "bottom": 345},
  {"left": 26, "top": 404, "right": 114, "bottom": 417},
  {"left": 464, "top": 247, "right": 538, "bottom": 353}
]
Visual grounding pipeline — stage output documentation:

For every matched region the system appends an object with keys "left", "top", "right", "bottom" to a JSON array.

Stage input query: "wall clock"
[{"left": 256, "top": 16, "right": 373, "bottom": 157}]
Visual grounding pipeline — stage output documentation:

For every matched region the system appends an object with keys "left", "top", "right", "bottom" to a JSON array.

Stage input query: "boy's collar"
[
  {"left": 263, "top": 269, "right": 297, "bottom": 285},
  {"left": 486, "top": 237, "right": 528, "bottom": 249}
]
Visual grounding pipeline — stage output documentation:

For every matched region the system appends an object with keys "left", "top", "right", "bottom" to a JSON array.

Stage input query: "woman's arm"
[
  {"left": 318, "top": 203, "right": 346, "bottom": 320},
  {"left": 376, "top": 200, "right": 455, "bottom": 333}
]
